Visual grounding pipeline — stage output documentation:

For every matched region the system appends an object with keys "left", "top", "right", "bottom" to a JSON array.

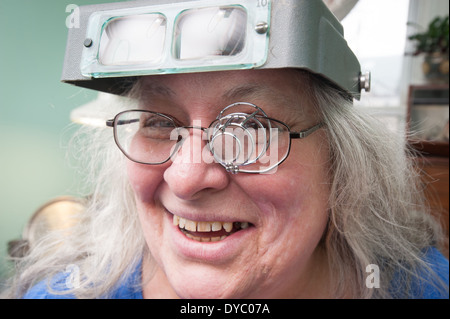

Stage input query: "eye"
[
  {"left": 242, "top": 119, "right": 261, "bottom": 130},
  {"left": 138, "top": 113, "right": 177, "bottom": 140},
  {"left": 142, "top": 115, "right": 175, "bottom": 128}
]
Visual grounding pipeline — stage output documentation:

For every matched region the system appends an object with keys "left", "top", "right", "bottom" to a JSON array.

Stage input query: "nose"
[{"left": 163, "top": 127, "right": 230, "bottom": 200}]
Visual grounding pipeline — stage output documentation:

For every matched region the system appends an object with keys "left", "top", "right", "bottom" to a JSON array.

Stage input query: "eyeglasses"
[{"left": 106, "top": 103, "right": 324, "bottom": 174}]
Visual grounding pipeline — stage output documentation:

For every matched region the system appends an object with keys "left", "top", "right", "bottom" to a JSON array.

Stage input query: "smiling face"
[{"left": 127, "top": 69, "right": 332, "bottom": 298}]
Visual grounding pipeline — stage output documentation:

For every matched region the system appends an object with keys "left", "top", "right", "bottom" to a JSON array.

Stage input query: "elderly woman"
[{"left": 5, "top": 0, "right": 449, "bottom": 299}]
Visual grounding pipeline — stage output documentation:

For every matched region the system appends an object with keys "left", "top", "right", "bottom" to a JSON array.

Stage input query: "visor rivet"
[
  {"left": 359, "top": 72, "right": 371, "bottom": 93},
  {"left": 255, "top": 22, "right": 269, "bottom": 34},
  {"left": 84, "top": 38, "right": 93, "bottom": 48}
]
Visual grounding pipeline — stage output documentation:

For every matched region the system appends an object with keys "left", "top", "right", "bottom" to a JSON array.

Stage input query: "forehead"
[{"left": 135, "top": 69, "right": 316, "bottom": 118}]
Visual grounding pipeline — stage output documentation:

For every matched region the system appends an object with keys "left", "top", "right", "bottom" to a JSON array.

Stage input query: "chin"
[{"left": 166, "top": 264, "right": 252, "bottom": 299}]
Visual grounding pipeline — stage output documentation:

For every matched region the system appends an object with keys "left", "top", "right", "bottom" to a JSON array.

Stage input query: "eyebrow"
[
  {"left": 137, "top": 81, "right": 301, "bottom": 116},
  {"left": 138, "top": 82, "right": 177, "bottom": 100},
  {"left": 142, "top": 83, "right": 266, "bottom": 101},
  {"left": 222, "top": 84, "right": 300, "bottom": 113},
  {"left": 222, "top": 84, "right": 269, "bottom": 101}
]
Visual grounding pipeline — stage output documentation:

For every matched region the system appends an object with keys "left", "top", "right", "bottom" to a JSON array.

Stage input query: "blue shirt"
[
  {"left": 23, "top": 262, "right": 143, "bottom": 299},
  {"left": 23, "top": 247, "right": 449, "bottom": 299},
  {"left": 390, "top": 247, "right": 449, "bottom": 299}
]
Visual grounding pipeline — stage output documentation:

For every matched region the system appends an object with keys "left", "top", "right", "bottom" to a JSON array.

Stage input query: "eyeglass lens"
[{"left": 113, "top": 108, "right": 292, "bottom": 173}]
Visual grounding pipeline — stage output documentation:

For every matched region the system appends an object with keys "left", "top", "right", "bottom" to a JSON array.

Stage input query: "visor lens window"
[
  {"left": 174, "top": 6, "right": 247, "bottom": 60},
  {"left": 99, "top": 14, "right": 167, "bottom": 66}
]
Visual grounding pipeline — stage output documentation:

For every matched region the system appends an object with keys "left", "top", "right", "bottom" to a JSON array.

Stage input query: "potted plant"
[{"left": 408, "top": 15, "right": 449, "bottom": 83}]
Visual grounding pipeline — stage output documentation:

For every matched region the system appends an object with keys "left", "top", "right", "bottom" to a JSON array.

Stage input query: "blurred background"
[
  {"left": 0, "top": 0, "right": 120, "bottom": 282},
  {"left": 0, "top": 0, "right": 448, "bottom": 286}
]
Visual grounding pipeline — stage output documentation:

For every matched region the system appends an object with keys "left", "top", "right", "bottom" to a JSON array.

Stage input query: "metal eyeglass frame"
[{"left": 106, "top": 102, "right": 324, "bottom": 174}]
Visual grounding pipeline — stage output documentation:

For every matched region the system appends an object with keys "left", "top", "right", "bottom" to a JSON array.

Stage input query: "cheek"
[
  {"left": 127, "top": 161, "right": 166, "bottom": 203},
  {"left": 254, "top": 135, "right": 330, "bottom": 216},
  {"left": 127, "top": 161, "right": 167, "bottom": 258},
  {"left": 247, "top": 134, "right": 331, "bottom": 248},
  {"left": 291, "top": 132, "right": 331, "bottom": 201}
]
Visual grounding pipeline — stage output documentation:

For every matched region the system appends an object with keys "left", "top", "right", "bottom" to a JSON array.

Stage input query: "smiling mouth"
[{"left": 173, "top": 215, "right": 251, "bottom": 242}]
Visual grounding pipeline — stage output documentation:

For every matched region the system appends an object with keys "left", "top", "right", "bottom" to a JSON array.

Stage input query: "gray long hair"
[
  {"left": 304, "top": 72, "right": 447, "bottom": 298},
  {"left": 3, "top": 71, "right": 447, "bottom": 299}
]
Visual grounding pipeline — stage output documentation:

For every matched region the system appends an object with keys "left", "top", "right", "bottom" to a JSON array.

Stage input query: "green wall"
[{"left": 0, "top": 0, "right": 119, "bottom": 284}]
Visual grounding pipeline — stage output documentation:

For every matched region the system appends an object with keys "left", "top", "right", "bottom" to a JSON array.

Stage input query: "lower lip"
[{"left": 166, "top": 213, "right": 255, "bottom": 264}]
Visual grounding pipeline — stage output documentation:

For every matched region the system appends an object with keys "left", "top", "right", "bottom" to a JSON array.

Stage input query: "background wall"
[{"left": 0, "top": 0, "right": 119, "bottom": 283}]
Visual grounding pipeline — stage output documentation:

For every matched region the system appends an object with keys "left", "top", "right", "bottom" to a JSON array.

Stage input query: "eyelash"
[{"left": 142, "top": 116, "right": 174, "bottom": 128}]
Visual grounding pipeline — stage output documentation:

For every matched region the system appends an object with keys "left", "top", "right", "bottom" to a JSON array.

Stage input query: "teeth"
[
  {"left": 184, "top": 219, "right": 197, "bottom": 232},
  {"left": 173, "top": 215, "right": 250, "bottom": 236},
  {"left": 223, "top": 222, "right": 233, "bottom": 232},
  {"left": 173, "top": 215, "right": 180, "bottom": 226},
  {"left": 184, "top": 233, "right": 228, "bottom": 242},
  {"left": 211, "top": 222, "right": 222, "bottom": 232},
  {"left": 179, "top": 216, "right": 185, "bottom": 228},
  {"left": 197, "top": 221, "right": 211, "bottom": 232}
]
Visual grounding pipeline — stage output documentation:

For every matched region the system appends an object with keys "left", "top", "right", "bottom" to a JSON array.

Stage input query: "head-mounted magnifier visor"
[
  {"left": 63, "top": 0, "right": 367, "bottom": 99},
  {"left": 81, "top": 0, "right": 270, "bottom": 78}
]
